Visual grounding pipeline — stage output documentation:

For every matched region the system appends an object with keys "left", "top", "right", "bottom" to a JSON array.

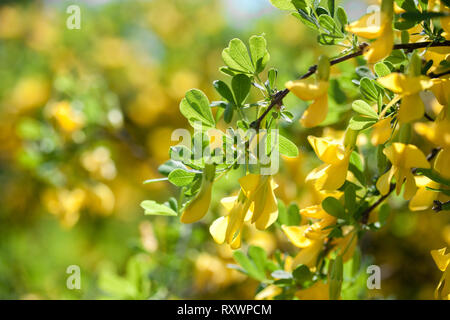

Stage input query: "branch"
[
  {"left": 361, "top": 183, "right": 395, "bottom": 225},
  {"left": 250, "top": 40, "right": 450, "bottom": 130},
  {"left": 432, "top": 200, "right": 450, "bottom": 212},
  {"left": 429, "top": 69, "right": 450, "bottom": 78}
]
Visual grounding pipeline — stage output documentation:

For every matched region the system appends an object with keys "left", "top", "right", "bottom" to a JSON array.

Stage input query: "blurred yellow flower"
[
  {"left": 49, "top": 101, "right": 84, "bottom": 133},
  {"left": 0, "top": 6, "right": 24, "bottom": 39},
  {"left": 194, "top": 252, "right": 245, "bottom": 293},
  {"left": 295, "top": 281, "right": 329, "bottom": 300},
  {"left": 431, "top": 76, "right": 450, "bottom": 107},
  {"left": 81, "top": 146, "right": 117, "bottom": 180},
  {"left": 9, "top": 77, "right": 50, "bottom": 112},
  {"left": 42, "top": 188, "right": 86, "bottom": 228},
  {"left": 255, "top": 285, "right": 282, "bottom": 300}
]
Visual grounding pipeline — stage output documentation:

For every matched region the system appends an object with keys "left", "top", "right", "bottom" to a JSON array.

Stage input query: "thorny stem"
[{"left": 250, "top": 40, "right": 450, "bottom": 130}]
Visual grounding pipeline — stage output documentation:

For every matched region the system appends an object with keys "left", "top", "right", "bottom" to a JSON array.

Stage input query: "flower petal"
[
  {"left": 300, "top": 94, "right": 328, "bottom": 128},
  {"left": 398, "top": 93, "right": 424, "bottom": 123},
  {"left": 285, "top": 79, "right": 328, "bottom": 101}
]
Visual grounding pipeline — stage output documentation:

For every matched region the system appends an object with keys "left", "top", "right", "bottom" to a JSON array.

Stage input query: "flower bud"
[{"left": 317, "top": 55, "right": 330, "bottom": 81}]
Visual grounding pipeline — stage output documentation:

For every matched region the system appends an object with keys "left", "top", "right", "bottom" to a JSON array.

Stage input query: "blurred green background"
[{"left": 0, "top": 0, "right": 448, "bottom": 299}]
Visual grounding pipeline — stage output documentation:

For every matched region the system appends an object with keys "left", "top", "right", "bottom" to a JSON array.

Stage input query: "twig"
[
  {"left": 428, "top": 69, "right": 450, "bottom": 78},
  {"left": 250, "top": 40, "right": 450, "bottom": 130},
  {"left": 361, "top": 183, "right": 395, "bottom": 225}
]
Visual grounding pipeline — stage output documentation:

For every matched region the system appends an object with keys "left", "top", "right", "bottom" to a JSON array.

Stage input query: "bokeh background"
[{"left": 0, "top": 0, "right": 449, "bottom": 299}]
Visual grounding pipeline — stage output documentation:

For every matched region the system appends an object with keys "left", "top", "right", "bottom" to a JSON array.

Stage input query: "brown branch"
[
  {"left": 429, "top": 69, "right": 450, "bottom": 78},
  {"left": 361, "top": 183, "right": 395, "bottom": 225},
  {"left": 250, "top": 40, "right": 450, "bottom": 130}
]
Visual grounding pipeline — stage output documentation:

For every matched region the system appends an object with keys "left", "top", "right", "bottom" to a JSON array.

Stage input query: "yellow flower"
[
  {"left": 210, "top": 174, "right": 278, "bottom": 249},
  {"left": 49, "top": 101, "right": 84, "bottom": 133},
  {"left": 415, "top": 108, "right": 450, "bottom": 179},
  {"left": 299, "top": 204, "right": 337, "bottom": 240},
  {"left": 295, "top": 281, "right": 329, "bottom": 300},
  {"left": 371, "top": 117, "right": 392, "bottom": 146},
  {"left": 346, "top": 8, "right": 393, "bottom": 63},
  {"left": 240, "top": 174, "right": 279, "bottom": 230},
  {"left": 281, "top": 206, "right": 336, "bottom": 269},
  {"left": 306, "top": 136, "right": 352, "bottom": 191},
  {"left": 376, "top": 143, "right": 430, "bottom": 200},
  {"left": 255, "top": 285, "right": 282, "bottom": 300},
  {"left": 409, "top": 176, "right": 440, "bottom": 211},
  {"left": 431, "top": 247, "right": 450, "bottom": 300},
  {"left": 209, "top": 193, "right": 251, "bottom": 249},
  {"left": 281, "top": 223, "right": 324, "bottom": 269},
  {"left": 431, "top": 76, "right": 450, "bottom": 107},
  {"left": 377, "top": 73, "right": 434, "bottom": 123},
  {"left": 180, "top": 164, "right": 215, "bottom": 224},
  {"left": 285, "top": 79, "right": 329, "bottom": 128},
  {"left": 435, "top": 148, "right": 450, "bottom": 180}
]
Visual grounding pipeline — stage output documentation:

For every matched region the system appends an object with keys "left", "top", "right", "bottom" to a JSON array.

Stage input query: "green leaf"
[
  {"left": 349, "top": 115, "right": 377, "bottom": 130},
  {"left": 249, "top": 35, "right": 270, "bottom": 73},
  {"left": 378, "top": 203, "right": 390, "bottom": 227},
  {"left": 351, "top": 247, "right": 361, "bottom": 277},
  {"left": 222, "top": 38, "right": 254, "bottom": 74},
  {"left": 425, "top": 187, "right": 450, "bottom": 196},
  {"left": 180, "top": 89, "right": 215, "bottom": 129},
  {"left": 415, "top": 168, "right": 450, "bottom": 187},
  {"left": 268, "top": 68, "right": 278, "bottom": 89},
  {"left": 322, "top": 197, "right": 346, "bottom": 219},
  {"left": 349, "top": 151, "right": 366, "bottom": 186},
  {"left": 219, "top": 66, "right": 238, "bottom": 76},
  {"left": 277, "top": 200, "right": 301, "bottom": 226},
  {"left": 344, "top": 183, "right": 356, "bottom": 214},
  {"left": 359, "top": 77, "right": 378, "bottom": 102},
  {"left": 327, "top": 0, "right": 335, "bottom": 16},
  {"left": 350, "top": 151, "right": 364, "bottom": 172},
  {"left": 158, "top": 159, "right": 188, "bottom": 176},
  {"left": 319, "top": 14, "right": 343, "bottom": 37},
  {"left": 292, "top": 265, "right": 312, "bottom": 283},
  {"left": 292, "top": 0, "right": 307, "bottom": 10},
  {"left": 291, "top": 11, "right": 319, "bottom": 31},
  {"left": 141, "top": 200, "right": 178, "bottom": 216},
  {"left": 224, "top": 103, "right": 234, "bottom": 123},
  {"left": 400, "top": 10, "right": 446, "bottom": 22},
  {"left": 233, "top": 250, "right": 266, "bottom": 281},
  {"left": 271, "top": 270, "right": 292, "bottom": 279},
  {"left": 248, "top": 245, "right": 268, "bottom": 273},
  {"left": 352, "top": 100, "right": 378, "bottom": 119},
  {"left": 213, "top": 80, "right": 235, "bottom": 103},
  {"left": 336, "top": 6, "right": 347, "bottom": 26},
  {"left": 374, "top": 62, "right": 391, "bottom": 77},
  {"left": 329, "top": 256, "right": 343, "bottom": 300},
  {"left": 269, "top": 0, "right": 297, "bottom": 10},
  {"left": 168, "top": 169, "right": 196, "bottom": 187},
  {"left": 385, "top": 50, "right": 407, "bottom": 65},
  {"left": 266, "top": 132, "right": 299, "bottom": 157},
  {"left": 232, "top": 74, "right": 251, "bottom": 106}
]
